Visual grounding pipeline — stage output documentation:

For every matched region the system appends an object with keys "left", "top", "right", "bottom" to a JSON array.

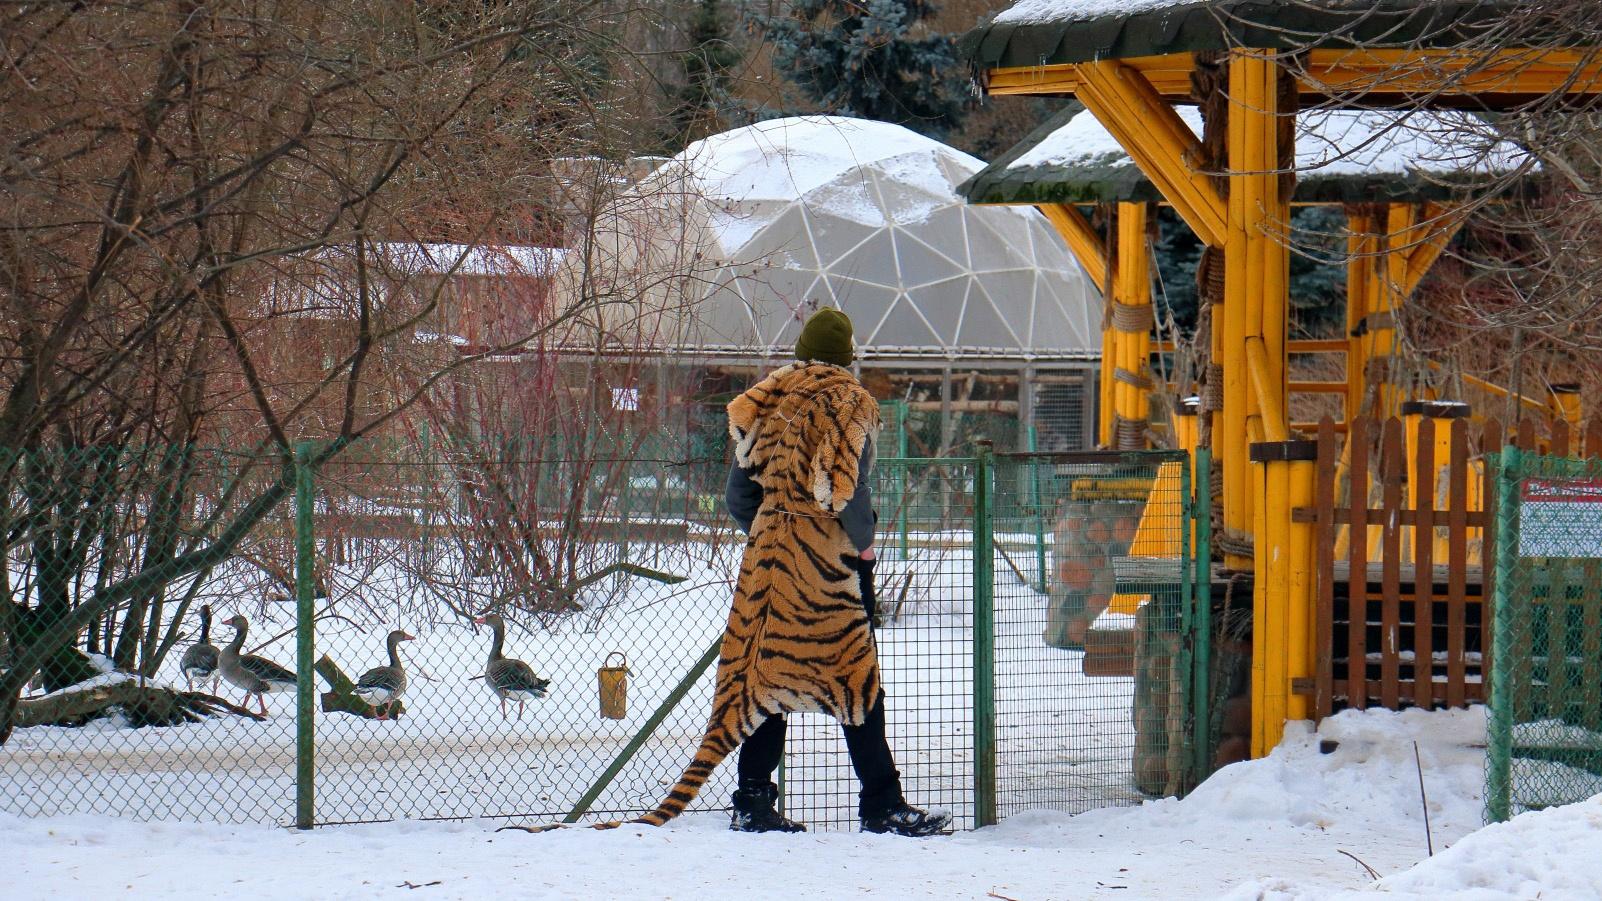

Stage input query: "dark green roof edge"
[
  {"left": 962, "top": 1, "right": 1539, "bottom": 72},
  {"left": 956, "top": 103, "right": 1081, "bottom": 203},
  {"left": 965, "top": 165, "right": 1538, "bottom": 205},
  {"left": 958, "top": 94, "right": 1540, "bottom": 206}
]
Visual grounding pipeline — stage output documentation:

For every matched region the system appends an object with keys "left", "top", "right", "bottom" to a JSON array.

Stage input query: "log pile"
[{"left": 16, "top": 676, "right": 265, "bottom": 728}]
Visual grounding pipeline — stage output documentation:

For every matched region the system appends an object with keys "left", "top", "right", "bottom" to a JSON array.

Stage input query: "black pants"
[
  {"left": 736, "top": 695, "right": 903, "bottom": 817},
  {"left": 739, "top": 557, "right": 897, "bottom": 816}
]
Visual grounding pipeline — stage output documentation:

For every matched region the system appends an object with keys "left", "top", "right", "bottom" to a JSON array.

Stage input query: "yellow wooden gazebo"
[
  {"left": 959, "top": 104, "right": 1537, "bottom": 452},
  {"left": 961, "top": 0, "right": 1602, "bottom": 755}
]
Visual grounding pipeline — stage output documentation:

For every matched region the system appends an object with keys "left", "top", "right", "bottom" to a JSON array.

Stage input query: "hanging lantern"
[{"left": 597, "top": 651, "right": 628, "bottom": 720}]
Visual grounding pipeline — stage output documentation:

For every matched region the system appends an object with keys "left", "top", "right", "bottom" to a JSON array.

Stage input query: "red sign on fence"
[
  {"left": 1520, "top": 477, "right": 1602, "bottom": 557},
  {"left": 1523, "top": 477, "right": 1602, "bottom": 503}
]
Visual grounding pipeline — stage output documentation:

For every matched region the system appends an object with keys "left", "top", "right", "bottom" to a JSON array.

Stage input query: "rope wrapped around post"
[
  {"left": 1114, "top": 367, "right": 1153, "bottom": 390},
  {"left": 1114, "top": 414, "right": 1149, "bottom": 450},
  {"left": 1111, "top": 298, "right": 1155, "bottom": 332},
  {"left": 1216, "top": 527, "right": 1255, "bottom": 559},
  {"left": 1204, "top": 364, "right": 1225, "bottom": 411}
]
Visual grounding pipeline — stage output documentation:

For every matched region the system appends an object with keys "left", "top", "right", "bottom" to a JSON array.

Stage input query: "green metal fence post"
[
  {"left": 294, "top": 441, "right": 316, "bottom": 830},
  {"left": 972, "top": 440, "right": 997, "bottom": 827},
  {"left": 1487, "top": 447, "right": 1520, "bottom": 823},
  {"left": 897, "top": 400, "right": 910, "bottom": 560},
  {"left": 1028, "top": 426, "right": 1048, "bottom": 593},
  {"left": 1177, "top": 452, "right": 1195, "bottom": 791},
  {"left": 1192, "top": 447, "right": 1213, "bottom": 786}
]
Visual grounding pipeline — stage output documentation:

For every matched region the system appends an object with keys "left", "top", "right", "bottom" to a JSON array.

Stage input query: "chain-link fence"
[
  {"left": 1487, "top": 447, "right": 1602, "bottom": 822},
  {"left": 3, "top": 441, "right": 1210, "bottom": 830},
  {"left": 991, "top": 451, "right": 1204, "bottom": 810}
]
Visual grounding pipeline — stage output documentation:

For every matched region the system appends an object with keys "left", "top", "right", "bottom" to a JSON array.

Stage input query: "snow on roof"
[
  {"left": 966, "top": 2, "right": 1553, "bottom": 82},
  {"left": 1008, "top": 108, "right": 1530, "bottom": 177},
  {"left": 994, "top": 0, "right": 1191, "bottom": 26},
  {"left": 1010, "top": 107, "right": 1202, "bottom": 170},
  {"left": 655, "top": 116, "right": 987, "bottom": 253},
  {"left": 669, "top": 116, "right": 978, "bottom": 208},
  {"left": 588, "top": 116, "right": 1102, "bottom": 360}
]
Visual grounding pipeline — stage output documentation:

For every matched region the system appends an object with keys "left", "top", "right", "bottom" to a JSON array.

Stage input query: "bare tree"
[{"left": 0, "top": 0, "right": 668, "bottom": 742}]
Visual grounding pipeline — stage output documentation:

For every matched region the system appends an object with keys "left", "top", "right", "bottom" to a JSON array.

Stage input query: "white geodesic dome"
[{"left": 574, "top": 116, "right": 1100, "bottom": 363}]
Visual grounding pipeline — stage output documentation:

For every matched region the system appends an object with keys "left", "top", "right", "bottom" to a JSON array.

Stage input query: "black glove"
[{"left": 855, "top": 555, "right": 878, "bottom": 626}]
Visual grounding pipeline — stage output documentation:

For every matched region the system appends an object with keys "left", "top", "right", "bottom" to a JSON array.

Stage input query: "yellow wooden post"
[
  {"left": 1230, "top": 50, "right": 1296, "bottom": 755},
  {"left": 1286, "top": 452, "right": 1315, "bottom": 723},
  {"left": 1249, "top": 438, "right": 1317, "bottom": 752},
  {"left": 1552, "top": 385, "right": 1581, "bottom": 454},
  {"left": 1101, "top": 324, "right": 1117, "bottom": 447},
  {"left": 1035, "top": 202, "right": 1118, "bottom": 448},
  {"left": 1221, "top": 57, "right": 1251, "bottom": 567},
  {"left": 1375, "top": 203, "right": 1420, "bottom": 419},
  {"left": 1345, "top": 208, "right": 1378, "bottom": 422},
  {"left": 1402, "top": 401, "right": 1424, "bottom": 510},
  {"left": 1113, "top": 202, "right": 1153, "bottom": 448},
  {"left": 1174, "top": 398, "right": 1200, "bottom": 456}
]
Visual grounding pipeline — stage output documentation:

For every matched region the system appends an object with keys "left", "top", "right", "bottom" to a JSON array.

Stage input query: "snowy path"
[{"left": 12, "top": 706, "right": 1600, "bottom": 900}]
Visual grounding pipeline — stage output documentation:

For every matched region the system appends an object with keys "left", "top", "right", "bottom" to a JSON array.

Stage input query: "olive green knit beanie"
[{"left": 795, "top": 308, "right": 854, "bottom": 368}]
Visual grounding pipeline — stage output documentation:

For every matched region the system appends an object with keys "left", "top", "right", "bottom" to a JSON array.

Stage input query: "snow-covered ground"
[{"left": 10, "top": 706, "right": 1599, "bottom": 900}]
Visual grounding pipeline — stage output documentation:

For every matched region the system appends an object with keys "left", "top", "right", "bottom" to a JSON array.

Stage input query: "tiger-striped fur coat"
[{"left": 634, "top": 361, "right": 882, "bottom": 826}]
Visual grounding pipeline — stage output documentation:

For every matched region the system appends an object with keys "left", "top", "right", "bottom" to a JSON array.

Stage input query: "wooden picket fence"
[{"left": 1298, "top": 412, "right": 1602, "bottom": 718}]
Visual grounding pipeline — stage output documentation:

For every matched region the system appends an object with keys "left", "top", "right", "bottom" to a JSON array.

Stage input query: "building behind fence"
[{"left": 2, "top": 440, "right": 1217, "bottom": 830}]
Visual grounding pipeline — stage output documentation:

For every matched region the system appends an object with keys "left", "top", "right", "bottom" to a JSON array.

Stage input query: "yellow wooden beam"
[
  {"left": 987, "top": 54, "right": 1197, "bottom": 97},
  {"left": 1230, "top": 50, "right": 1298, "bottom": 759},
  {"left": 1421, "top": 359, "right": 1551, "bottom": 415},
  {"left": 1302, "top": 47, "right": 1602, "bottom": 98},
  {"left": 1250, "top": 440, "right": 1275, "bottom": 755},
  {"left": 1074, "top": 61, "right": 1229, "bottom": 247},
  {"left": 1290, "top": 338, "right": 1348, "bottom": 354},
  {"left": 1290, "top": 380, "right": 1347, "bottom": 395},
  {"left": 1037, "top": 203, "right": 1108, "bottom": 294},
  {"left": 986, "top": 48, "right": 1602, "bottom": 100},
  {"left": 1371, "top": 203, "right": 1420, "bottom": 418},
  {"left": 1398, "top": 202, "right": 1463, "bottom": 298}
]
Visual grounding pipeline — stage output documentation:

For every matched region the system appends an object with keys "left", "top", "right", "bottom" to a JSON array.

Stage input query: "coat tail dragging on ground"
[
  {"left": 582, "top": 700, "right": 760, "bottom": 831},
  {"left": 630, "top": 716, "right": 748, "bottom": 826}
]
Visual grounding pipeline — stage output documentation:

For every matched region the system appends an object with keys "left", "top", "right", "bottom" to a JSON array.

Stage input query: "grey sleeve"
[
  {"left": 838, "top": 440, "right": 876, "bottom": 553},
  {"left": 725, "top": 460, "right": 762, "bottom": 534}
]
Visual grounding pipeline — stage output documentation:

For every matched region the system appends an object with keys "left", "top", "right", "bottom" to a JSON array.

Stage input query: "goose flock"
[{"left": 187, "top": 611, "right": 551, "bottom": 721}]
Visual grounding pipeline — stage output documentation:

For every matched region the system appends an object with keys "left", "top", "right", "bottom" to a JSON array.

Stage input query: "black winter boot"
[
  {"left": 860, "top": 801, "right": 952, "bottom": 837},
  {"left": 729, "top": 781, "right": 806, "bottom": 833}
]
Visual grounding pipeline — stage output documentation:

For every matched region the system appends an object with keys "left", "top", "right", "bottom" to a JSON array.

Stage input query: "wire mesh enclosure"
[
  {"left": 786, "top": 449, "right": 1205, "bottom": 830},
  {"left": 1486, "top": 448, "right": 1602, "bottom": 822},
  {"left": 3, "top": 441, "right": 1210, "bottom": 831}
]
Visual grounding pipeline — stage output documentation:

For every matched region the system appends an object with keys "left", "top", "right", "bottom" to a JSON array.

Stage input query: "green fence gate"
[{"left": 1487, "top": 447, "right": 1602, "bottom": 822}]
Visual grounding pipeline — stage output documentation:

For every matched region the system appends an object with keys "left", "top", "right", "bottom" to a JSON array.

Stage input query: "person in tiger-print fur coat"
[
  {"left": 615, "top": 309, "right": 950, "bottom": 837},
  {"left": 718, "top": 309, "right": 951, "bottom": 836}
]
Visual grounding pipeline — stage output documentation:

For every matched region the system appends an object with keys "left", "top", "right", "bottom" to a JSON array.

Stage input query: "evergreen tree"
[
  {"left": 666, "top": 0, "right": 744, "bottom": 150},
  {"left": 755, "top": 0, "right": 969, "bottom": 139}
]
